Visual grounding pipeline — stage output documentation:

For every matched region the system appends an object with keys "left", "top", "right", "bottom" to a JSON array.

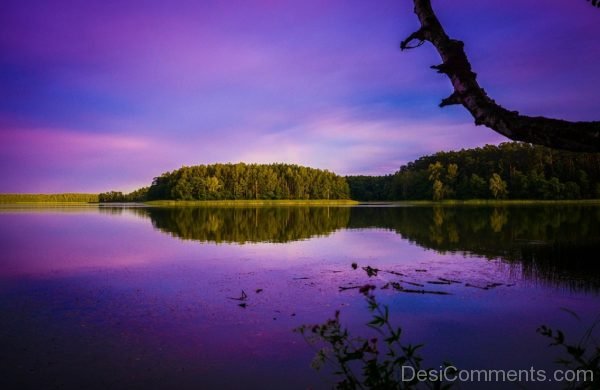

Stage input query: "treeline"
[
  {"left": 346, "top": 175, "right": 394, "bottom": 201},
  {"left": 0, "top": 193, "right": 98, "bottom": 203},
  {"left": 100, "top": 163, "right": 351, "bottom": 202},
  {"left": 348, "top": 142, "right": 600, "bottom": 201},
  {"left": 99, "top": 143, "right": 600, "bottom": 202},
  {"left": 98, "top": 187, "right": 148, "bottom": 203}
]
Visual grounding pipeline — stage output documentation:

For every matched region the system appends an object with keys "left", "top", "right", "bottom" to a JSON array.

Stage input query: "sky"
[{"left": 1, "top": 0, "right": 599, "bottom": 193}]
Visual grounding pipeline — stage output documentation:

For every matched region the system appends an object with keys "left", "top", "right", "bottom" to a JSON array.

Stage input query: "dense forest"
[
  {"left": 348, "top": 142, "right": 600, "bottom": 201},
  {"left": 97, "top": 142, "right": 600, "bottom": 202},
  {"left": 344, "top": 175, "right": 394, "bottom": 201},
  {"left": 100, "top": 163, "right": 350, "bottom": 202},
  {"left": 98, "top": 187, "right": 149, "bottom": 203}
]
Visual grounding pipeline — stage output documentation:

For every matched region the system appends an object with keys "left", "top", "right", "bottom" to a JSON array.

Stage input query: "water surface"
[{"left": 1, "top": 205, "right": 599, "bottom": 389}]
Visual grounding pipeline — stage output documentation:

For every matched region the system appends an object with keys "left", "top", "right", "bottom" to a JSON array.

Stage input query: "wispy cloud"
[
  {"left": 232, "top": 110, "right": 506, "bottom": 176},
  {"left": 0, "top": 124, "right": 170, "bottom": 192},
  {"left": 0, "top": 0, "right": 598, "bottom": 191}
]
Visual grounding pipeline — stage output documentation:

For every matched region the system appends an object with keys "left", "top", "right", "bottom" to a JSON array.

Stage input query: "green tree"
[
  {"left": 427, "top": 161, "right": 444, "bottom": 182},
  {"left": 510, "top": 170, "right": 530, "bottom": 199},
  {"left": 546, "top": 177, "right": 564, "bottom": 200},
  {"left": 428, "top": 161, "right": 445, "bottom": 201},
  {"left": 432, "top": 179, "right": 444, "bottom": 201},
  {"left": 469, "top": 173, "right": 487, "bottom": 199},
  {"left": 206, "top": 176, "right": 221, "bottom": 195},
  {"left": 563, "top": 182, "right": 581, "bottom": 199},
  {"left": 445, "top": 163, "right": 458, "bottom": 198},
  {"left": 489, "top": 173, "right": 508, "bottom": 199}
]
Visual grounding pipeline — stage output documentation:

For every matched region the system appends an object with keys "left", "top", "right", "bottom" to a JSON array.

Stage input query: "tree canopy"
[
  {"left": 144, "top": 163, "right": 350, "bottom": 201},
  {"left": 100, "top": 164, "right": 350, "bottom": 202},
  {"left": 100, "top": 144, "right": 600, "bottom": 202},
  {"left": 349, "top": 142, "right": 600, "bottom": 201}
]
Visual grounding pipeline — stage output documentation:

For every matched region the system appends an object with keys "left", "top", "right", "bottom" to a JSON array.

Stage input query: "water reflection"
[
  {"left": 2, "top": 205, "right": 599, "bottom": 389},
  {"left": 348, "top": 206, "right": 600, "bottom": 291},
  {"left": 137, "top": 207, "right": 351, "bottom": 244},
  {"left": 132, "top": 205, "right": 600, "bottom": 290}
]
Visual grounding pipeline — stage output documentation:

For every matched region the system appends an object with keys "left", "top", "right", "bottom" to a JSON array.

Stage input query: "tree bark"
[{"left": 401, "top": 0, "right": 600, "bottom": 153}]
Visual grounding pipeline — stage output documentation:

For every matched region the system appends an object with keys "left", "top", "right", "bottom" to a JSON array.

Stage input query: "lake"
[{"left": 1, "top": 205, "right": 599, "bottom": 389}]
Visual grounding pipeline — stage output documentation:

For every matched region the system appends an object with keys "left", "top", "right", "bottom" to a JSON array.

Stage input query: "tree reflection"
[
  {"left": 134, "top": 205, "right": 600, "bottom": 290},
  {"left": 137, "top": 206, "right": 351, "bottom": 244},
  {"left": 348, "top": 205, "right": 600, "bottom": 291}
]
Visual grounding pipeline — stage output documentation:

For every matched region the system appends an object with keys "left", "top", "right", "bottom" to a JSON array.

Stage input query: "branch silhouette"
[{"left": 401, "top": 0, "right": 600, "bottom": 152}]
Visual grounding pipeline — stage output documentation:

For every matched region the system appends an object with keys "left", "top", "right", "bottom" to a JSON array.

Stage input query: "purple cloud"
[{"left": 1, "top": 0, "right": 598, "bottom": 192}]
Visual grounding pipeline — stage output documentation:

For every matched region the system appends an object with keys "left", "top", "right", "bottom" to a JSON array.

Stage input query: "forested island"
[{"left": 99, "top": 163, "right": 351, "bottom": 202}]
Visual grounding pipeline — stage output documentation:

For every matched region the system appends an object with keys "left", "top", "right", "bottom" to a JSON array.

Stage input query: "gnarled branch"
[{"left": 403, "top": 0, "right": 600, "bottom": 153}]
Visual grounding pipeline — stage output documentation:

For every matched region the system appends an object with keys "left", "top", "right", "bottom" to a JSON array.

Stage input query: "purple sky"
[{"left": 1, "top": 0, "right": 598, "bottom": 193}]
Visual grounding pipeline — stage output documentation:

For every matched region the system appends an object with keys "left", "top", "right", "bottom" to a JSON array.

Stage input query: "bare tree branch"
[{"left": 403, "top": 0, "right": 600, "bottom": 153}]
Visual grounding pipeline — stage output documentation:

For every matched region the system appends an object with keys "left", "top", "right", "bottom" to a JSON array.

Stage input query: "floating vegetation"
[
  {"left": 344, "top": 263, "right": 513, "bottom": 297},
  {"left": 427, "top": 280, "right": 452, "bottom": 285},
  {"left": 228, "top": 290, "right": 248, "bottom": 301},
  {"left": 339, "top": 285, "right": 361, "bottom": 292},
  {"left": 362, "top": 266, "right": 380, "bottom": 277},
  {"left": 384, "top": 270, "right": 406, "bottom": 277},
  {"left": 438, "top": 277, "right": 461, "bottom": 284},
  {"left": 400, "top": 289, "right": 451, "bottom": 295},
  {"left": 398, "top": 280, "right": 425, "bottom": 287}
]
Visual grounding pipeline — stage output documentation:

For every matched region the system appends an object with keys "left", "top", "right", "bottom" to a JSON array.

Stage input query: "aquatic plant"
[
  {"left": 295, "top": 285, "right": 454, "bottom": 389},
  {"left": 538, "top": 314, "right": 600, "bottom": 389},
  {"left": 299, "top": 264, "right": 599, "bottom": 389}
]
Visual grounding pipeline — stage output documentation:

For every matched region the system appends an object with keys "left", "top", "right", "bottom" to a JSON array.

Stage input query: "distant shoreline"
[
  {"left": 3, "top": 197, "right": 600, "bottom": 208},
  {"left": 0, "top": 197, "right": 358, "bottom": 207}
]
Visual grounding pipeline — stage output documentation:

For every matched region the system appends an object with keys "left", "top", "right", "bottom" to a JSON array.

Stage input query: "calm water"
[{"left": 1, "top": 205, "right": 599, "bottom": 389}]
